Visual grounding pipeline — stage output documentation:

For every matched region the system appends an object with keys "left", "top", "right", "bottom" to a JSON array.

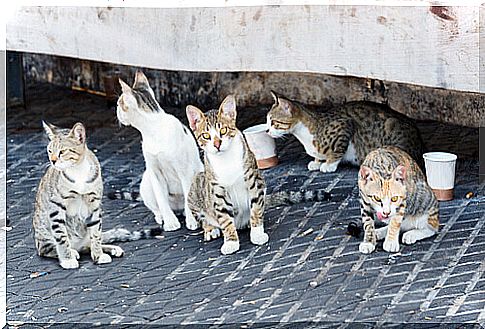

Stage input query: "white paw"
[
  {"left": 71, "top": 249, "right": 80, "bottom": 260},
  {"left": 402, "top": 231, "right": 418, "bottom": 245},
  {"left": 60, "top": 258, "right": 79, "bottom": 269},
  {"left": 96, "top": 253, "right": 112, "bottom": 264},
  {"left": 359, "top": 242, "right": 376, "bottom": 254},
  {"left": 383, "top": 238, "right": 400, "bottom": 253},
  {"left": 320, "top": 161, "right": 339, "bottom": 173},
  {"left": 185, "top": 214, "right": 200, "bottom": 231},
  {"left": 250, "top": 227, "right": 269, "bottom": 245},
  {"left": 162, "top": 215, "right": 181, "bottom": 232},
  {"left": 221, "top": 240, "right": 240, "bottom": 255},
  {"left": 109, "top": 246, "right": 124, "bottom": 257},
  {"left": 204, "top": 228, "right": 221, "bottom": 241},
  {"left": 308, "top": 161, "right": 321, "bottom": 171}
]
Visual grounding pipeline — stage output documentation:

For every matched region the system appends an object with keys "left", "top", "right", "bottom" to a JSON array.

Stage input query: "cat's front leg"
[
  {"left": 383, "top": 215, "right": 402, "bottom": 253},
  {"left": 203, "top": 222, "right": 221, "bottom": 241},
  {"left": 86, "top": 209, "right": 112, "bottom": 265},
  {"left": 213, "top": 209, "right": 239, "bottom": 255},
  {"left": 319, "top": 159, "right": 341, "bottom": 173},
  {"left": 179, "top": 173, "right": 200, "bottom": 231},
  {"left": 247, "top": 175, "right": 269, "bottom": 246},
  {"left": 50, "top": 208, "right": 79, "bottom": 269},
  {"left": 358, "top": 199, "right": 377, "bottom": 254}
]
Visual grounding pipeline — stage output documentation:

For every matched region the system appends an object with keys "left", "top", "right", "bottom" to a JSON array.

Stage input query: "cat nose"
[
  {"left": 51, "top": 159, "right": 57, "bottom": 165},
  {"left": 382, "top": 211, "right": 391, "bottom": 217},
  {"left": 214, "top": 138, "right": 221, "bottom": 150}
]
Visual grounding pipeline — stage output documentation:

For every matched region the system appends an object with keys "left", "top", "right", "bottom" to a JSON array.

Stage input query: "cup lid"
[{"left": 423, "top": 152, "right": 457, "bottom": 162}]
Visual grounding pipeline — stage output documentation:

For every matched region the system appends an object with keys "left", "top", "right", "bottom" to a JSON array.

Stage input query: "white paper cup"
[
  {"left": 423, "top": 152, "right": 457, "bottom": 201},
  {"left": 243, "top": 124, "right": 278, "bottom": 169}
]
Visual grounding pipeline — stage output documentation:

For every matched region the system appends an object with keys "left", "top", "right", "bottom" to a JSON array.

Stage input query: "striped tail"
[
  {"left": 266, "top": 189, "right": 332, "bottom": 208},
  {"left": 102, "top": 227, "right": 163, "bottom": 243},
  {"left": 107, "top": 190, "right": 142, "bottom": 202}
]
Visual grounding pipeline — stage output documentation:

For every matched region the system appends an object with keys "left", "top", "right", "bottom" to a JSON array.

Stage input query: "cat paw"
[
  {"left": 161, "top": 215, "right": 181, "bottom": 231},
  {"left": 383, "top": 238, "right": 400, "bottom": 253},
  {"left": 308, "top": 161, "right": 321, "bottom": 171},
  {"left": 96, "top": 253, "right": 112, "bottom": 264},
  {"left": 221, "top": 241, "right": 240, "bottom": 255},
  {"left": 320, "top": 162, "right": 339, "bottom": 173},
  {"left": 204, "top": 228, "right": 221, "bottom": 241},
  {"left": 359, "top": 242, "right": 376, "bottom": 254},
  {"left": 60, "top": 258, "right": 79, "bottom": 269},
  {"left": 376, "top": 227, "right": 388, "bottom": 241},
  {"left": 185, "top": 215, "right": 200, "bottom": 231},
  {"left": 402, "top": 231, "right": 418, "bottom": 245},
  {"left": 70, "top": 249, "right": 80, "bottom": 260},
  {"left": 109, "top": 246, "right": 124, "bottom": 257},
  {"left": 250, "top": 227, "right": 269, "bottom": 245}
]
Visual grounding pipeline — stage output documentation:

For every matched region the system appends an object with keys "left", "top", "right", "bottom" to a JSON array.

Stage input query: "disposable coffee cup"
[
  {"left": 243, "top": 124, "right": 278, "bottom": 169},
  {"left": 423, "top": 152, "right": 457, "bottom": 201}
]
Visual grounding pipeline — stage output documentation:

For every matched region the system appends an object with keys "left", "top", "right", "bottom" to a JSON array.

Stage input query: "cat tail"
[
  {"left": 266, "top": 189, "right": 332, "bottom": 208},
  {"left": 102, "top": 227, "right": 163, "bottom": 243},
  {"left": 107, "top": 190, "right": 142, "bottom": 202}
]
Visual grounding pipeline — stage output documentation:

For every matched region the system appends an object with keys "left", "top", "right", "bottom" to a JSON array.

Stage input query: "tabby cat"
[
  {"left": 116, "top": 71, "right": 203, "bottom": 231},
  {"left": 33, "top": 122, "right": 160, "bottom": 269},
  {"left": 358, "top": 146, "right": 439, "bottom": 254},
  {"left": 267, "top": 91, "right": 424, "bottom": 173},
  {"left": 186, "top": 95, "right": 269, "bottom": 255}
]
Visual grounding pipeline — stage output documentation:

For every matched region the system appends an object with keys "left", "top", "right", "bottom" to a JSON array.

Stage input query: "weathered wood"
[{"left": 6, "top": 5, "right": 480, "bottom": 92}]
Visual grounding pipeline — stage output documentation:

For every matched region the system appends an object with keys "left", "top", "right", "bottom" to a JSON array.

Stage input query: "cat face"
[
  {"left": 186, "top": 95, "right": 238, "bottom": 155},
  {"left": 43, "top": 122, "right": 86, "bottom": 171},
  {"left": 117, "top": 71, "right": 159, "bottom": 126},
  {"left": 358, "top": 165, "right": 407, "bottom": 223},
  {"left": 267, "top": 91, "right": 298, "bottom": 138}
]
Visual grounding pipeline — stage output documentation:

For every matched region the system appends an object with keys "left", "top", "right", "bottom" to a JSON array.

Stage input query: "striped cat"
[
  {"left": 117, "top": 71, "right": 203, "bottom": 231},
  {"left": 358, "top": 146, "right": 439, "bottom": 254},
  {"left": 33, "top": 122, "right": 160, "bottom": 269},
  {"left": 267, "top": 92, "right": 424, "bottom": 173},
  {"left": 186, "top": 95, "right": 269, "bottom": 255}
]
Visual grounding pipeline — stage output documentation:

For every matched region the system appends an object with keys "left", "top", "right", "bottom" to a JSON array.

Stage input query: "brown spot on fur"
[
  {"left": 428, "top": 215, "right": 439, "bottom": 230},
  {"left": 377, "top": 16, "right": 387, "bottom": 25},
  {"left": 429, "top": 6, "right": 455, "bottom": 21}
]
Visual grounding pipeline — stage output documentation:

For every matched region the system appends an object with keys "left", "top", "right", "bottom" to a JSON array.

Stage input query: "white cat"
[{"left": 115, "top": 71, "right": 203, "bottom": 231}]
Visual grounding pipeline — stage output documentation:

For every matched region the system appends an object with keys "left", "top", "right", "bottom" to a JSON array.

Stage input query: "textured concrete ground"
[{"left": 5, "top": 84, "right": 485, "bottom": 328}]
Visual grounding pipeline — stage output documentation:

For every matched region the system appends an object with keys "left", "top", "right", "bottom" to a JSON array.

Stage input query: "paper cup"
[
  {"left": 423, "top": 152, "right": 457, "bottom": 201},
  {"left": 243, "top": 124, "right": 278, "bottom": 169}
]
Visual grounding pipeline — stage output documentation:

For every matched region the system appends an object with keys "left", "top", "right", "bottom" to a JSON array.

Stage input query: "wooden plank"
[{"left": 6, "top": 5, "right": 480, "bottom": 92}]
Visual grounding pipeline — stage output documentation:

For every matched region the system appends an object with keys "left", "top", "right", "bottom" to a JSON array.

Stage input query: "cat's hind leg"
[
  {"left": 402, "top": 212, "right": 438, "bottom": 245},
  {"left": 102, "top": 244, "right": 124, "bottom": 257},
  {"left": 140, "top": 170, "right": 181, "bottom": 231},
  {"left": 178, "top": 173, "right": 200, "bottom": 231}
]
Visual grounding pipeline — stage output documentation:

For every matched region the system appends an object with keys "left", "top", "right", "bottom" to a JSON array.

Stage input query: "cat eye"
[
  {"left": 391, "top": 196, "right": 399, "bottom": 202},
  {"left": 373, "top": 196, "right": 381, "bottom": 202},
  {"left": 220, "top": 127, "right": 227, "bottom": 136},
  {"left": 202, "top": 133, "right": 211, "bottom": 140}
]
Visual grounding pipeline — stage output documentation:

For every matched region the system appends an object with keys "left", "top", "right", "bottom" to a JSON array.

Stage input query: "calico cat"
[
  {"left": 267, "top": 91, "right": 424, "bottom": 173},
  {"left": 33, "top": 122, "right": 161, "bottom": 269},
  {"left": 186, "top": 95, "right": 269, "bottom": 255},
  {"left": 358, "top": 146, "right": 439, "bottom": 254},
  {"left": 116, "top": 71, "right": 203, "bottom": 231}
]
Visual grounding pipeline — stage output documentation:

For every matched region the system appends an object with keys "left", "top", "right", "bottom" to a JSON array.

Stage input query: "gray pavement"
[{"left": 5, "top": 84, "right": 485, "bottom": 328}]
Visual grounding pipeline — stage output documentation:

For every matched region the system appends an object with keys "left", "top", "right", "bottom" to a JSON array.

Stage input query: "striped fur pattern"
[
  {"left": 33, "top": 122, "right": 124, "bottom": 269},
  {"left": 117, "top": 71, "right": 203, "bottom": 232},
  {"left": 358, "top": 146, "right": 439, "bottom": 254},
  {"left": 186, "top": 95, "right": 269, "bottom": 255},
  {"left": 267, "top": 91, "right": 425, "bottom": 173}
]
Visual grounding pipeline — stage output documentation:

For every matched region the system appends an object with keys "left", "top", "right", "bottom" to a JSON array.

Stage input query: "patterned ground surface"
[{"left": 5, "top": 84, "right": 484, "bottom": 328}]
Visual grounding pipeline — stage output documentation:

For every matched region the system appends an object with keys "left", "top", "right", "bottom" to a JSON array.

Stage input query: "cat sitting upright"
[
  {"left": 186, "top": 95, "right": 269, "bottom": 255},
  {"left": 116, "top": 71, "right": 203, "bottom": 231}
]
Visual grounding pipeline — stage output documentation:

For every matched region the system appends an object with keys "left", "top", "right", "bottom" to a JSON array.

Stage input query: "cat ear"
[
  {"left": 278, "top": 98, "right": 293, "bottom": 115},
  {"left": 270, "top": 90, "right": 279, "bottom": 104},
  {"left": 133, "top": 70, "right": 150, "bottom": 89},
  {"left": 69, "top": 122, "right": 86, "bottom": 144},
  {"left": 219, "top": 95, "right": 237, "bottom": 121},
  {"left": 392, "top": 165, "right": 406, "bottom": 182},
  {"left": 359, "top": 166, "right": 374, "bottom": 182},
  {"left": 186, "top": 105, "right": 204, "bottom": 131},
  {"left": 118, "top": 78, "right": 132, "bottom": 94},
  {"left": 42, "top": 121, "right": 58, "bottom": 140}
]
